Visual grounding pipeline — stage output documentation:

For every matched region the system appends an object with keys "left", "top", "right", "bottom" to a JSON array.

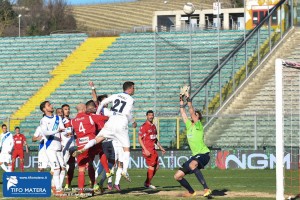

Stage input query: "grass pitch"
[{"left": 1, "top": 168, "right": 298, "bottom": 199}]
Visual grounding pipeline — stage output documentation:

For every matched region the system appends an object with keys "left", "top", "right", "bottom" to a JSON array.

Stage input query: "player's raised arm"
[
  {"left": 186, "top": 93, "right": 198, "bottom": 123},
  {"left": 89, "top": 81, "right": 98, "bottom": 105},
  {"left": 180, "top": 95, "right": 188, "bottom": 123}
]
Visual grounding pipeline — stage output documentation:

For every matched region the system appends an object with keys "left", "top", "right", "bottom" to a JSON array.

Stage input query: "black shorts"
[
  {"left": 179, "top": 153, "right": 210, "bottom": 174},
  {"left": 102, "top": 140, "right": 115, "bottom": 161}
]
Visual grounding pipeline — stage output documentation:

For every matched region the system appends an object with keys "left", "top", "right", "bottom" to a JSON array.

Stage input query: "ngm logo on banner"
[{"left": 3, "top": 172, "right": 51, "bottom": 197}]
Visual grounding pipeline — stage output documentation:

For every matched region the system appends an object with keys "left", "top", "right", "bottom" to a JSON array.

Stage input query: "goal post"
[
  {"left": 275, "top": 58, "right": 284, "bottom": 200},
  {"left": 275, "top": 58, "right": 300, "bottom": 200}
]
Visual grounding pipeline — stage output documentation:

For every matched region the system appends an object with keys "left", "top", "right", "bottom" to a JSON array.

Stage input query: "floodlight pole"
[
  {"left": 18, "top": 14, "right": 22, "bottom": 37},
  {"left": 217, "top": 0, "right": 221, "bottom": 105},
  {"left": 189, "top": 14, "right": 192, "bottom": 89}
]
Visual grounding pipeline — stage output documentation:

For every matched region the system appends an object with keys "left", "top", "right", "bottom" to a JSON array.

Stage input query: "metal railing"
[{"left": 187, "top": 0, "right": 294, "bottom": 119}]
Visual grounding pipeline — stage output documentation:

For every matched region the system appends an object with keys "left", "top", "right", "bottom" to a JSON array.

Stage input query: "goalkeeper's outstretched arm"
[
  {"left": 186, "top": 93, "right": 198, "bottom": 123},
  {"left": 180, "top": 95, "right": 188, "bottom": 123}
]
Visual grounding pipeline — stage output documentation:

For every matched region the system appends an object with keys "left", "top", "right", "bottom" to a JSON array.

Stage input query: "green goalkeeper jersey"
[{"left": 185, "top": 119, "right": 210, "bottom": 156}]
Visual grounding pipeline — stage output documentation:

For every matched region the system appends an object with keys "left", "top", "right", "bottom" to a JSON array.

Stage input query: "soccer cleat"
[
  {"left": 110, "top": 169, "right": 115, "bottom": 176},
  {"left": 106, "top": 171, "right": 112, "bottom": 178},
  {"left": 64, "top": 184, "right": 71, "bottom": 191},
  {"left": 144, "top": 183, "right": 156, "bottom": 189},
  {"left": 93, "top": 184, "right": 99, "bottom": 192},
  {"left": 180, "top": 191, "right": 197, "bottom": 197},
  {"left": 121, "top": 172, "right": 131, "bottom": 182},
  {"left": 203, "top": 189, "right": 212, "bottom": 197},
  {"left": 72, "top": 149, "right": 85, "bottom": 157},
  {"left": 114, "top": 184, "right": 121, "bottom": 191},
  {"left": 107, "top": 182, "right": 113, "bottom": 190}
]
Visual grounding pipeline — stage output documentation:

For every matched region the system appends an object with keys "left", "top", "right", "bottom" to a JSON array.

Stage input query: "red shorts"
[
  {"left": 143, "top": 150, "right": 158, "bottom": 167},
  {"left": 77, "top": 146, "right": 97, "bottom": 167},
  {"left": 12, "top": 150, "right": 24, "bottom": 159}
]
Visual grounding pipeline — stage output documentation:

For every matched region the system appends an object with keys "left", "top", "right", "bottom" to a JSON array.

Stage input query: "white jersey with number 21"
[{"left": 96, "top": 92, "right": 135, "bottom": 125}]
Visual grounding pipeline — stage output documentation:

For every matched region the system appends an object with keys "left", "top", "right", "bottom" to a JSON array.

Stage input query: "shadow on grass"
[
  {"left": 288, "top": 194, "right": 300, "bottom": 200},
  {"left": 212, "top": 189, "right": 229, "bottom": 197}
]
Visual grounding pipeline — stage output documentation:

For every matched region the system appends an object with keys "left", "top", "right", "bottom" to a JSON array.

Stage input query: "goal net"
[{"left": 275, "top": 59, "right": 300, "bottom": 200}]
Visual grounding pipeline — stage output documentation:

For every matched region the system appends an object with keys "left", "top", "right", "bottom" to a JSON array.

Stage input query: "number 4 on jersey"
[{"left": 79, "top": 122, "right": 86, "bottom": 133}]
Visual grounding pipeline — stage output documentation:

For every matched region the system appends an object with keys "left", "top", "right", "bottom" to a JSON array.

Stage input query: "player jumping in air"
[
  {"left": 174, "top": 93, "right": 212, "bottom": 197},
  {"left": 73, "top": 81, "right": 137, "bottom": 182},
  {"left": 138, "top": 110, "right": 166, "bottom": 189},
  {"left": 12, "top": 127, "right": 28, "bottom": 172}
]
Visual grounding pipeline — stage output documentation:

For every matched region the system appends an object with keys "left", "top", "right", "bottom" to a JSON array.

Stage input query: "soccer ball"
[{"left": 183, "top": 2, "right": 195, "bottom": 15}]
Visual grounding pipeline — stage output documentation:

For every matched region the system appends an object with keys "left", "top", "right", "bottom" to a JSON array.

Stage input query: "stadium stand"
[
  {"left": 9, "top": 37, "right": 116, "bottom": 148},
  {"left": 205, "top": 28, "right": 300, "bottom": 148},
  {"left": 72, "top": 0, "right": 233, "bottom": 32},
  {"left": 11, "top": 29, "right": 272, "bottom": 148},
  {"left": 0, "top": 34, "right": 87, "bottom": 122}
]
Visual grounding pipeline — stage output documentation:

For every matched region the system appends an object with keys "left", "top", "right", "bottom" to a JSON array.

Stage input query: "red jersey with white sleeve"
[
  {"left": 13, "top": 134, "right": 26, "bottom": 150},
  {"left": 71, "top": 113, "right": 108, "bottom": 149},
  {"left": 138, "top": 121, "right": 158, "bottom": 152}
]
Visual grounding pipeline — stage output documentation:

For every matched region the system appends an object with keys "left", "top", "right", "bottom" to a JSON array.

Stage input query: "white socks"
[
  {"left": 115, "top": 168, "right": 122, "bottom": 185},
  {"left": 60, "top": 169, "right": 65, "bottom": 188},
  {"left": 122, "top": 151, "right": 130, "bottom": 174},
  {"left": 53, "top": 169, "right": 61, "bottom": 191}
]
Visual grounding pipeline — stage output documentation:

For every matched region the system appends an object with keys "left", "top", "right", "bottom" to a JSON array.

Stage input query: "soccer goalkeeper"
[{"left": 174, "top": 92, "right": 212, "bottom": 197}]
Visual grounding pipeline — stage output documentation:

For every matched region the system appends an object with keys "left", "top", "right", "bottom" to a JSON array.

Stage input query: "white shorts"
[
  {"left": 0, "top": 153, "right": 11, "bottom": 164},
  {"left": 97, "top": 117, "right": 130, "bottom": 148},
  {"left": 38, "top": 148, "right": 49, "bottom": 169},
  {"left": 46, "top": 149, "right": 65, "bottom": 170},
  {"left": 114, "top": 145, "right": 124, "bottom": 162}
]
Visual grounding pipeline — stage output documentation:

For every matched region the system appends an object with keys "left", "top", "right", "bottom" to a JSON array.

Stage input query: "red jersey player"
[
  {"left": 138, "top": 110, "right": 166, "bottom": 189},
  {"left": 85, "top": 100, "right": 111, "bottom": 191},
  {"left": 12, "top": 127, "right": 28, "bottom": 172},
  {"left": 70, "top": 103, "right": 108, "bottom": 197}
]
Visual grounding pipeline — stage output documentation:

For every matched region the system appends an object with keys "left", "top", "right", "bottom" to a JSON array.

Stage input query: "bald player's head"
[{"left": 76, "top": 103, "right": 86, "bottom": 113}]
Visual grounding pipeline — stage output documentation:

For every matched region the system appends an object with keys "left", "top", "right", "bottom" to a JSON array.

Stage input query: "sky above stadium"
[{"left": 67, "top": 0, "right": 135, "bottom": 5}]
